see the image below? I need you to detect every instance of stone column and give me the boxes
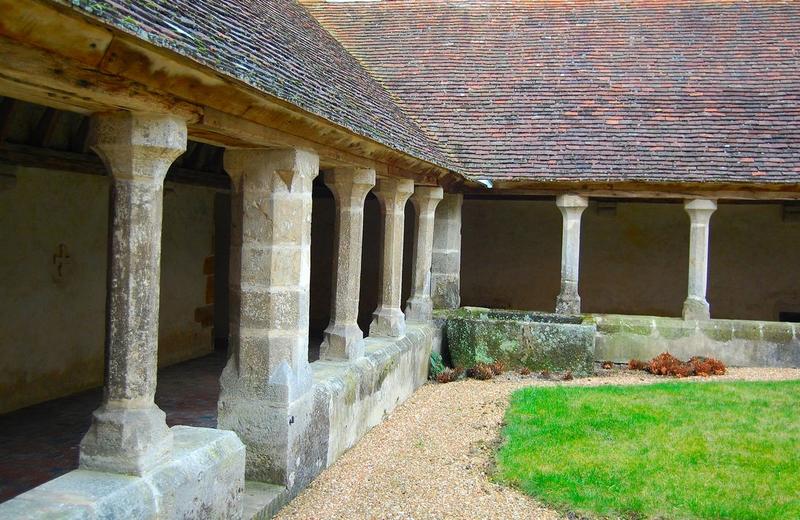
[405,186,444,322]
[217,148,320,484]
[683,198,717,320]
[79,112,186,476]
[370,177,414,337]
[320,167,376,360]
[555,194,588,315]
[431,193,463,309]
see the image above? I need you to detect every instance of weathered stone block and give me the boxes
[446,307,594,375]
[0,427,244,519]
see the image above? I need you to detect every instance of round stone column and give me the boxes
[320,167,376,360]
[405,186,444,323]
[79,112,186,476]
[683,198,717,320]
[555,194,588,315]
[370,177,414,337]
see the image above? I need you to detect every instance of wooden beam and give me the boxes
[0,35,201,121]
[463,185,800,201]
[0,142,230,190]
[31,107,60,147]
[0,97,15,142]
[70,116,91,154]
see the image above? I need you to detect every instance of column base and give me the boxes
[3,426,244,519]
[555,292,581,315]
[218,390,323,491]
[320,322,365,361]
[405,296,433,323]
[683,297,710,320]
[370,307,406,337]
[79,402,172,476]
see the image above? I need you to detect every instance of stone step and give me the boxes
[243,481,288,520]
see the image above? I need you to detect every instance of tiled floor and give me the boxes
[0,350,226,503]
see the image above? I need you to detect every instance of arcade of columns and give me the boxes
[78,111,715,482]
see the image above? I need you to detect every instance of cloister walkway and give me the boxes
[0,352,225,502]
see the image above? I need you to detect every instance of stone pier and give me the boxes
[431,192,463,310]
[405,186,444,322]
[683,198,717,320]
[555,194,588,315]
[79,112,185,476]
[370,177,414,337]
[217,148,321,486]
[320,167,376,360]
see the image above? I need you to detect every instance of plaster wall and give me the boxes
[0,166,216,414]
[461,199,800,321]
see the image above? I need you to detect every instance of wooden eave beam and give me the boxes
[0,142,230,190]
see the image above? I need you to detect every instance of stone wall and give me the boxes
[461,198,800,321]
[593,314,800,367]
[0,166,217,413]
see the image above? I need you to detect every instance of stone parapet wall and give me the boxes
[246,324,435,517]
[0,427,245,519]
[593,314,800,367]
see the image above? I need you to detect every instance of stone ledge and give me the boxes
[0,426,245,520]
[592,314,800,367]
[312,324,434,464]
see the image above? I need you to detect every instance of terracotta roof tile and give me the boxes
[61,0,453,170]
[303,0,800,184]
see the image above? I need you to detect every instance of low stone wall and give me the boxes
[0,426,245,519]
[443,307,596,375]
[247,324,435,517]
[314,324,433,463]
[593,314,800,367]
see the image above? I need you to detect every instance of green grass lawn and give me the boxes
[496,381,800,519]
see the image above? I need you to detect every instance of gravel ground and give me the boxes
[276,366,800,520]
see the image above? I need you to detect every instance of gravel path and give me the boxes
[276,367,800,520]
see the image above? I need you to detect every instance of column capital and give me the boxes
[411,185,444,215]
[324,166,376,195]
[90,112,187,182]
[556,193,589,210]
[373,177,414,207]
[223,148,319,191]
[684,198,717,221]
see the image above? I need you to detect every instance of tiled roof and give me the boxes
[303,0,800,184]
[62,0,453,170]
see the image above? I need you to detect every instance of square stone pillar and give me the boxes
[555,194,588,315]
[431,192,463,309]
[683,198,717,320]
[320,167,376,360]
[405,186,444,322]
[79,112,187,476]
[217,148,320,485]
[370,177,414,337]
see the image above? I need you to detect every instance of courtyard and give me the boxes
[1,0,799,518]
[275,367,800,519]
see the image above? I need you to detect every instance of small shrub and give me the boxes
[490,360,505,375]
[562,370,574,381]
[436,367,463,384]
[601,361,614,369]
[540,369,551,380]
[429,352,445,379]
[467,363,495,380]
[628,359,647,371]
[517,367,532,376]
